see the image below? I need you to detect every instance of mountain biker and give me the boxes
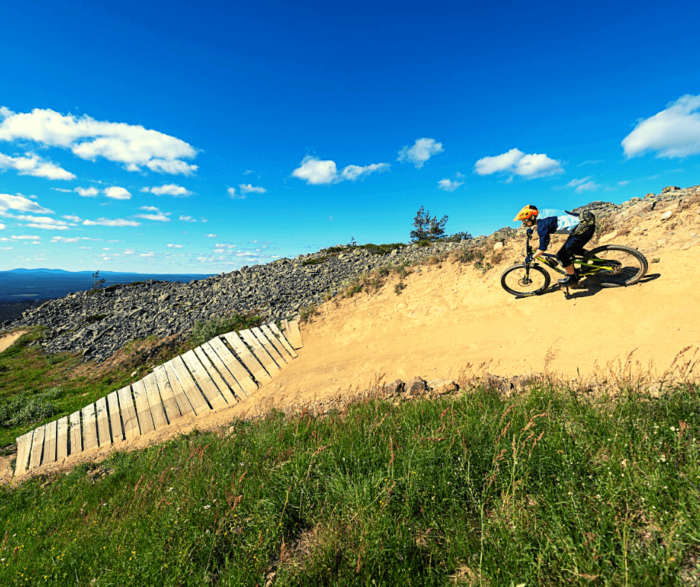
[513,205,596,285]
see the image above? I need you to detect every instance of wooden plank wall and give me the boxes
[14,320,303,477]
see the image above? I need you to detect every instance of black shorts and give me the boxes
[556,225,595,267]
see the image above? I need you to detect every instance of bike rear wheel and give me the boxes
[500,264,551,296]
[582,245,648,288]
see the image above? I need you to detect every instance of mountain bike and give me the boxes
[500,228,648,296]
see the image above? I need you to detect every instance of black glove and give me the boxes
[525,254,533,264]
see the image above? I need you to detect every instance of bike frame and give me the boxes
[524,229,615,277]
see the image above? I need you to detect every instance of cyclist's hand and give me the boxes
[525,254,533,264]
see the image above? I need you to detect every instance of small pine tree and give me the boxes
[91,270,105,291]
[410,206,449,243]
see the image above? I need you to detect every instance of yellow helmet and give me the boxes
[513,205,539,222]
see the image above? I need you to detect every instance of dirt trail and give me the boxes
[0,330,27,354]
[240,199,700,409]
[5,198,699,483]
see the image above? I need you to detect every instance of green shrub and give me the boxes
[189,312,263,347]
[0,387,63,429]
[301,257,327,266]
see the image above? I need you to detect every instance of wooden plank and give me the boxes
[132,380,154,434]
[162,361,195,417]
[208,337,258,396]
[107,391,123,443]
[56,416,69,461]
[239,329,281,377]
[201,342,245,400]
[153,365,183,422]
[153,365,192,423]
[263,323,295,361]
[142,373,168,429]
[287,320,304,349]
[270,322,298,358]
[14,431,33,477]
[168,356,210,415]
[69,411,82,455]
[195,345,238,405]
[43,420,57,465]
[82,403,98,451]
[181,350,228,410]
[223,331,272,384]
[95,397,111,448]
[29,425,45,470]
[257,325,291,365]
[117,386,140,441]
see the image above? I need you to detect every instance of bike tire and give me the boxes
[582,245,648,288]
[500,264,551,296]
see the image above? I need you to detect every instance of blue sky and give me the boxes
[1,0,699,273]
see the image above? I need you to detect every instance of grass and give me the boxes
[1,381,698,585]
[325,243,406,256]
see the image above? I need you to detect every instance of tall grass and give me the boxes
[1,382,698,586]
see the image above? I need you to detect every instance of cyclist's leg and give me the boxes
[557,226,595,273]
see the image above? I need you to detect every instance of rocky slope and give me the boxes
[2,183,698,363]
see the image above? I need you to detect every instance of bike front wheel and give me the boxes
[582,245,648,288]
[500,264,551,296]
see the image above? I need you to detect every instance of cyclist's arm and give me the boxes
[532,249,545,259]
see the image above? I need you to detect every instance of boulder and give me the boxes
[662,186,680,193]
[404,376,427,397]
[382,379,405,396]
[660,210,674,221]
[428,378,459,395]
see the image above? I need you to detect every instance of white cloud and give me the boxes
[564,177,601,193]
[51,236,79,243]
[83,218,141,227]
[141,184,192,197]
[0,151,75,180]
[622,94,700,159]
[239,184,267,194]
[0,223,4,230]
[339,163,389,181]
[437,179,464,191]
[0,107,198,175]
[0,246,12,250]
[474,148,563,179]
[62,214,81,222]
[135,206,171,222]
[292,157,337,185]
[123,249,135,255]
[51,187,73,193]
[204,233,217,237]
[227,187,244,199]
[179,215,197,222]
[0,193,53,215]
[617,180,630,186]
[397,138,444,168]
[140,252,154,257]
[14,214,72,230]
[78,246,92,250]
[11,235,40,240]
[104,186,131,200]
[75,187,99,197]
[167,244,183,248]
[292,156,389,185]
